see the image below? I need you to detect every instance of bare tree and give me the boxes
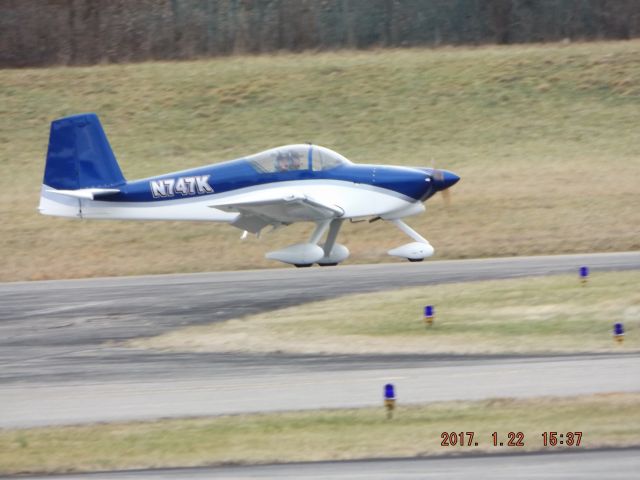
[3,0,640,67]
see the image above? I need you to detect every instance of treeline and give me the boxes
[2,0,639,68]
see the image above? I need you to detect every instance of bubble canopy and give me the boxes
[247,144,351,174]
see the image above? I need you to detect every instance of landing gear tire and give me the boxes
[408,258,424,262]
[294,263,313,268]
[318,262,338,267]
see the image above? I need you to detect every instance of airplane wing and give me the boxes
[208,192,344,233]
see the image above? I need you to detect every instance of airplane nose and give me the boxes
[419,168,460,191]
[438,170,460,190]
[414,167,460,201]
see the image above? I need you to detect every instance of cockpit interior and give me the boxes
[248,145,351,174]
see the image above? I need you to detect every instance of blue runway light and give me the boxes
[384,383,396,419]
[424,305,435,326]
[613,322,625,344]
[580,266,589,284]
[384,383,395,400]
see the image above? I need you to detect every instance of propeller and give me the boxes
[431,162,453,207]
[440,181,452,207]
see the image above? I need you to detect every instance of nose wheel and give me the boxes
[387,219,434,261]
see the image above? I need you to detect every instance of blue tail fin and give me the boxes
[43,113,126,190]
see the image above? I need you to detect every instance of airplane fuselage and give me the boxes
[41,154,432,223]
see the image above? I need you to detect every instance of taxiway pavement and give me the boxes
[1,252,639,428]
[1,353,638,427]
[10,448,640,479]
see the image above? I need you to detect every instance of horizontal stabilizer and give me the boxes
[45,187,120,200]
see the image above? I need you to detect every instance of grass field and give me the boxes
[1,41,640,281]
[130,271,640,355]
[1,393,638,474]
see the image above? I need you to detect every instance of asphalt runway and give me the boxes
[11,448,640,479]
[1,252,639,429]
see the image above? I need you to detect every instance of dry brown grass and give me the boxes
[129,271,640,355]
[1,393,638,474]
[1,42,640,281]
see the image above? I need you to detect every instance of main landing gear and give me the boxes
[266,218,349,267]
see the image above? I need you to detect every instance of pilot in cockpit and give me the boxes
[289,151,302,170]
[276,152,288,171]
[275,151,302,172]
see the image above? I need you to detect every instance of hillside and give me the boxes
[1,41,639,280]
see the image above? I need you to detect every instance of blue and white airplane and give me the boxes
[39,113,459,267]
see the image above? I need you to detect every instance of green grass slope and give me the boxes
[1,41,639,280]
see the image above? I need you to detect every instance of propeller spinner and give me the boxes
[418,167,460,203]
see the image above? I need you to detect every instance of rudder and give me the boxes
[43,113,126,190]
